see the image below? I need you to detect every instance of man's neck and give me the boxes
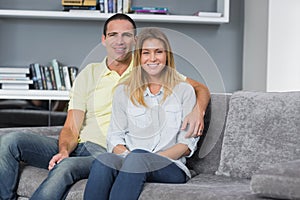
[107,56,132,76]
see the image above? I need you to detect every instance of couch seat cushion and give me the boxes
[216,91,300,178]
[140,174,266,200]
[250,160,300,199]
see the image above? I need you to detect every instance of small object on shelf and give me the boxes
[194,11,222,18]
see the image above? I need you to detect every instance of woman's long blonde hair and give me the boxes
[123,28,183,107]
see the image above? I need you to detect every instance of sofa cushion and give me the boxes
[216,91,300,178]
[250,159,300,199]
[140,174,266,200]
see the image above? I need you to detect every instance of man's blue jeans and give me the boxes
[84,149,187,200]
[0,132,106,200]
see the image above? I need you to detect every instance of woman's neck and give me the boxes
[148,83,162,95]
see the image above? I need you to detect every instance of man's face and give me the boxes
[102,19,136,63]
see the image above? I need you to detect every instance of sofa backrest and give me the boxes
[187,93,231,175]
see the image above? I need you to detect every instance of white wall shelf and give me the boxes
[0,90,69,101]
[0,0,230,24]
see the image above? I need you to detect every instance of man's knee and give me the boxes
[50,156,94,180]
[0,132,28,153]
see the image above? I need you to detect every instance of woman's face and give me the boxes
[140,38,167,81]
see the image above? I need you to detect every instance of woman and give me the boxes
[84,28,198,200]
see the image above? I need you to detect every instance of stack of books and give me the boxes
[30,59,78,91]
[0,66,33,90]
[63,0,132,14]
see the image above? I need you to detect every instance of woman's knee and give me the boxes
[93,153,123,170]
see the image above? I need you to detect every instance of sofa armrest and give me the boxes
[250,159,300,199]
[0,126,62,138]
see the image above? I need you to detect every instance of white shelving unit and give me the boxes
[0,0,230,24]
[0,90,69,101]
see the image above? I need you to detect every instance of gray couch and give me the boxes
[0,91,299,200]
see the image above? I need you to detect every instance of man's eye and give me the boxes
[124,33,133,37]
[107,33,117,37]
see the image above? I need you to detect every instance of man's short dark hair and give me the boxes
[103,13,137,36]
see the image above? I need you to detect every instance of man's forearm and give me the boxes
[186,77,210,114]
[58,127,79,155]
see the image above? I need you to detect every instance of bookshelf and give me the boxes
[0,0,230,24]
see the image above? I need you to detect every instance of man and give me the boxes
[0,13,210,200]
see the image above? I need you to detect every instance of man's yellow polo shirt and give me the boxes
[68,58,133,148]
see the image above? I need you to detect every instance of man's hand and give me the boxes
[48,150,69,171]
[181,104,205,138]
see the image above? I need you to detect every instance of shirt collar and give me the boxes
[144,86,164,97]
[101,56,133,77]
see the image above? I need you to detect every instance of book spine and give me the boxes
[59,66,66,90]
[29,63,38,89]
[34,63,44,90]
[117,0,123,13]
[51,59,62,90]
[104,0,108,13]
[108,0,114,13]
[39,65,48,90]
[99,0,105,13]
[122,0,131,13]
[63,66,72,90]
[49,66,57,90]
[1,83,29,90]
[43,66,53,90]
[68,66,78,86]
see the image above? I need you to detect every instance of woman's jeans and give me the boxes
[0,132,106,200]
[84,149,187,200]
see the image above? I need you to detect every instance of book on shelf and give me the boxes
[49,66,57,90]
[0,73,27,78]
[51,59,63,90]
[0,83,30,90]
[0,77,33,90]
[64,6,98,11]
[99,0,105,13]
[68,66,78,87]
[63,66,72,90]
[0,77,32,84]
[123,0,131,13]
[0,66,30,74]
[131,6,169,15]
[39,64,48,90]
[59,65,66,90]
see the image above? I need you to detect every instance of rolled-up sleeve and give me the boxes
[177,83,198,157]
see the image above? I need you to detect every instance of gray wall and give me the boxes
[0,0,244,92]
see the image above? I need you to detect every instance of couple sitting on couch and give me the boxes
[0,14,210,200]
